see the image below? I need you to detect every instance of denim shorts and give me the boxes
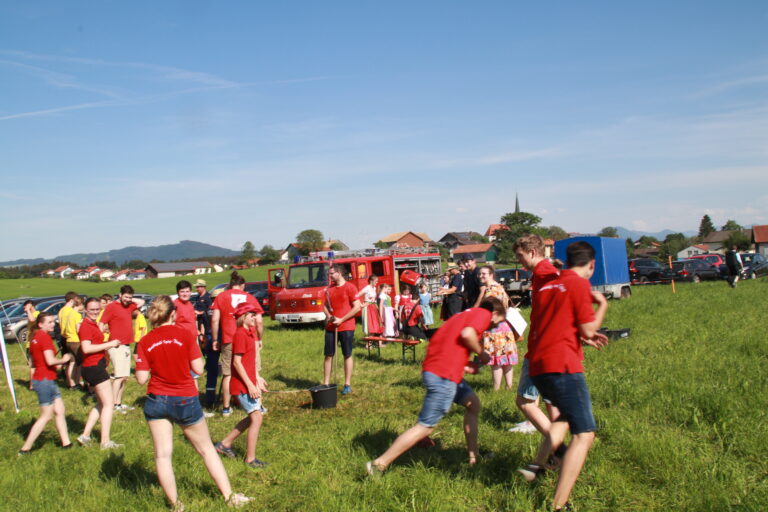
[237,393,267,415]
[324,330,354,358]
[143,394,204,427]
[531,372,596,435]
[32,379,61,407]
[417,372,475,427]
[516,359,550,404]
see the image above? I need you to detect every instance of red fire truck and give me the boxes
[267,249,442,325]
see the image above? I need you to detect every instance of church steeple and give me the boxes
[515,192,520,213]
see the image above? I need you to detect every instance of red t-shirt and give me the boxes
[325,281,359,332]
[100,301,137,345]
[229,326,258,396]
[173,298,198,339]
[525,258,560,358]
[30,331,58,381]
[402,302,423,326]
[135,325,202,396]
[526,270,596,377]
[78,317,106,367]
[212,290,262,344]
[422,308,491,383]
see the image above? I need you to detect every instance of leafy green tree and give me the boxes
[635,235,659,248]
[544,225,568,241]
[122,259,149,270]
[330,242,345,251]
[296,229,325,255]
[374,241,389,249]
[598,226,619,238]
[93,260,118,269]
[659,233,693,261]
[698,214,715,239]
[723,230,751,251]
[722,220,742,231]
[496,211,547,263]
[470,234,489,243]
[258,245,281,265]
[626,238,635,259]
[240,241,256,264]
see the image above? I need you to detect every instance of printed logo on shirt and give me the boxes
[538,283,567,293]
[146,338,184,352]
[230,294,248,309]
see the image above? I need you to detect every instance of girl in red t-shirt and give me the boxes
[214,303,269,469]
[77,297,122,449]
[19,313,75,455]
[135,296,252,509]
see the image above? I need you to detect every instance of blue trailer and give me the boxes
[554,236,632,299]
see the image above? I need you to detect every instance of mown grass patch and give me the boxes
[1,280,766,511]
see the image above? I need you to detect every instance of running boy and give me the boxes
[365,297,506,475]
[215,303,269,468]
[523,241,609,511]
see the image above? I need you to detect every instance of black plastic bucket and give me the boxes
[309,384,337,409]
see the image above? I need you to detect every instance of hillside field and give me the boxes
[0,280,766,511]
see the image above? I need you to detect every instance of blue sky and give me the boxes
[1,1,767,261]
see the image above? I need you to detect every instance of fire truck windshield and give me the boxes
[286,263,329,289]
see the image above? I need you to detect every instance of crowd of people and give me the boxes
[15,235,610,512]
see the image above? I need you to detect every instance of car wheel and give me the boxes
[620,286,632,299]
[692,274,701,283]
[18,328,28,345]
[639,276,649,283]
[749,271,756,280]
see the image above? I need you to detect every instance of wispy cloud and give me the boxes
[691,74,768,98]
[0,101,121,121]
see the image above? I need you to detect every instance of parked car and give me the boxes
[1,297,65,344]
[740,253,768,279]
[685,254,728,278]
[671,259,721,282]
[495,267,532,304]
[244,281,269,311]
[628,258,674,283]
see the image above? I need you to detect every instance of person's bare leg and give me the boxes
[552,432,595,509]
[95,381,114,444]
[222,376,232,409]
[503,365,514,390]
[534,419,569,466]
[516,395,552,433]
[52,397,71,446]
[21,405,54,451]
[323,356,333,385]
[113,377,126,405]
[343,356,353,387]
[148,419,178,507]
[461,393,481,464]
[546,402,561,421]
[182,419,234,502]
[66,360,76,387]
[491,366,502,391]
[220,416,251,447]
[82,405,100,439]
[244,411,263,462]
[373,424,434,469]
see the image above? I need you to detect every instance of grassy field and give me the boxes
[1,280,766,511]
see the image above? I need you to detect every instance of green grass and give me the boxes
[1,280,766,511]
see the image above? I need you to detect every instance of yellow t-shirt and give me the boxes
[97,309,109,341]
[59,305,81,343]
[25,310,40,348]
[134,312,147,342]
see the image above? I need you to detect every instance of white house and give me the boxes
[676,244,709,260]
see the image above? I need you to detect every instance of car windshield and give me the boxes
[741,254,755,264]
[672,262,686,271]
[245,282,268,296]
[1,303,25,318]
[287,263,329,289]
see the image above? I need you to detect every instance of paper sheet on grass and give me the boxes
[506,307,527,336]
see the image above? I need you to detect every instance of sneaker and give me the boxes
[508,421,537,434]
[100,440,124,450]
[227,493,253,508]
[245,458,268,469]
[120,404,135,411]
[114,404,128,414]
[552,503,573,511]
[17,449,31,456]
[365,460,385,477]
[77,435,92,446]
[341,385,352,395]
[203,411,215,418]
[222,407,233,417]
[171,500,185,512]
[215,441,236,458]
[61,443,73,450]
[517,463,546,482]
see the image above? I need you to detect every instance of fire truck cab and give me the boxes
[268,250,442,326]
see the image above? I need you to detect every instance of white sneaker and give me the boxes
[100,440,124,450]
[227,493,253,508]
[77,435,92,446]
[508,421,537,434]
[203,411,215,418]
[114,405,127,414]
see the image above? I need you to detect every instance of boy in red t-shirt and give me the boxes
[365,298,506,476]
[322,265,362,395]
[214,303,269,468]
[521,241,609,511]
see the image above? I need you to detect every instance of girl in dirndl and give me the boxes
[357,275,382,336]
[478,265,521,391]
[378,283,397,337]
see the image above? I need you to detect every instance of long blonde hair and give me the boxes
[147,295,174,328]
[29,312,54,340]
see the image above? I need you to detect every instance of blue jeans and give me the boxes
[237,393,267,414]
[531,372,596,434]
[32,379,60,406]
[417,372,474,427]
[143,394,204,427]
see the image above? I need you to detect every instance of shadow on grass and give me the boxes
[351,428,527,484]
[100,452,157,491]
[14,414,86,447]
[271,374,317,391]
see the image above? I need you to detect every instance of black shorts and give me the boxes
[81,359,110,387]
[324,330,354,358]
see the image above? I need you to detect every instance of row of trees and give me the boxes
[239,229,346,265]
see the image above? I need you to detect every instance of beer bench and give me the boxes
[361,336,422,362]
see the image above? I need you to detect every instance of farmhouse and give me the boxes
[677,244,709,260]
[145,261,213,279]
[701,229,753,252]
[452,243,499,263]
[438,232,484,251]
[752,225,768,257]
[376,231,432,249]
[54,265,74,278]
[484,224,509,242]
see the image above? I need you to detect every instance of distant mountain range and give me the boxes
[615,227,698,241]
[0,240,239,268]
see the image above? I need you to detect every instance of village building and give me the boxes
[701,229,753,252]
[54,265,74,279]
[144,261,213,279]
[111,269,132,281]
[438,232,484,251]
[676,244,709,260]
[752,225,768,257]
[484,224,509,242]
[452,243,499,263]
[375,231,432,249]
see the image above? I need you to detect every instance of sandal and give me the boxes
[517,463,546,482]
